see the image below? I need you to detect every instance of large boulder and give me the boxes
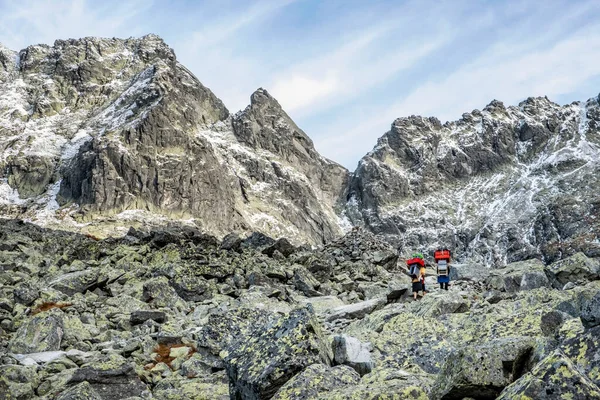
[497,350,600,399]
[48,269,100,296]
[9,311,64,353]
[0,364,39,400]
[55,381,103,400]
[430,337,535,399]
[332,335,374,376]
[581,290,600,328]
[560,325,600,387]
[413,291,471,318]
[262,238,297,258]
[548,252,600,285]
[271,364,360,400]
[151,374,230,400]
[485,259,557,292]
[67,354,149,399]
[293,266,322,297]
[224,306,332,400]
[325,297,387,322]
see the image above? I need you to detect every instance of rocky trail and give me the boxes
[1,219,599,399]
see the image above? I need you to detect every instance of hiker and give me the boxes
[420,261,427,295]
[407,253,425,300]
[434,249,452,290]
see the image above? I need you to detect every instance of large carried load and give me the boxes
[434,249,451,263]
[407,253,425,281]
[434,249,451,276]
[407,252,425,268]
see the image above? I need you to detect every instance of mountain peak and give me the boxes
[249,87,282,109]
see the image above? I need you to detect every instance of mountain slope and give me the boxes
[0,35,348,244]
[1,34,598,262]
[347,96,600,265]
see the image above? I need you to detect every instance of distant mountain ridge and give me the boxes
[1,35,598,265]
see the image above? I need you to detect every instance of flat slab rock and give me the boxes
[130,310,167,325]
[325,297,386,322]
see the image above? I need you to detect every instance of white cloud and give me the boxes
[271,75,339,112]
[392,25,600,122]
[267,19,451,118]
[313,19,600,169]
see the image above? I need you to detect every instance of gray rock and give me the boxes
[325,297,387,322]
[130,310,166,325]
[498,350,600,399]
[0,364,39,400]
[549,252,600,285]
[332,335,374,376]
[49,269,100,296]
[68,355,149,399]
[262,238,297,258]
[540,310,567,336]
[581,290,600,328]
[56,381,103,400]
[293,266,322,297]
[13,282,39,306]
[485,259,556,292]
[220,233,242,252]
[9,312,64,353]
[224,307,332,400]
[431,337,535,400]
[271,364,360,400]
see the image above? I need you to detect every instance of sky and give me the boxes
[1,0,599,169]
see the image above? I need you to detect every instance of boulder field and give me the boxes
[0,219,599,399]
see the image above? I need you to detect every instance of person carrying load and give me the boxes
[435,248,451,290]
[407,253,425,301]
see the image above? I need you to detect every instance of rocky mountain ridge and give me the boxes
[1,34,599,266]
[0,35,348,245]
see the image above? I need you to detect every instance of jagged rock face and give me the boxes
[229,88,349,243]
[348,97,600,265]
[0,36,348,244]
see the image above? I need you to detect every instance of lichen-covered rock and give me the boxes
[142,277,185,308]
[581,290,600,328]
[485,259,556,293]
[8,311,64,353]
[430,337,535,399]
[48,269,100,296]
[0,364,39,400]
[271,364,360,400]
[196,307,274,361]
[297,295,346,315]
[68,353,149,399]
[326,364,431,400]
[548,252,600,285]
[560,325,600,387]
[413,290,471,318]
[13,282,39,306]
[55,381,103,400]
[152,373,230,400]
[497,350,600,399]
[293,266,322,297]
[224,306,332,400]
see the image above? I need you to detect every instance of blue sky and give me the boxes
[1,0,599,169]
